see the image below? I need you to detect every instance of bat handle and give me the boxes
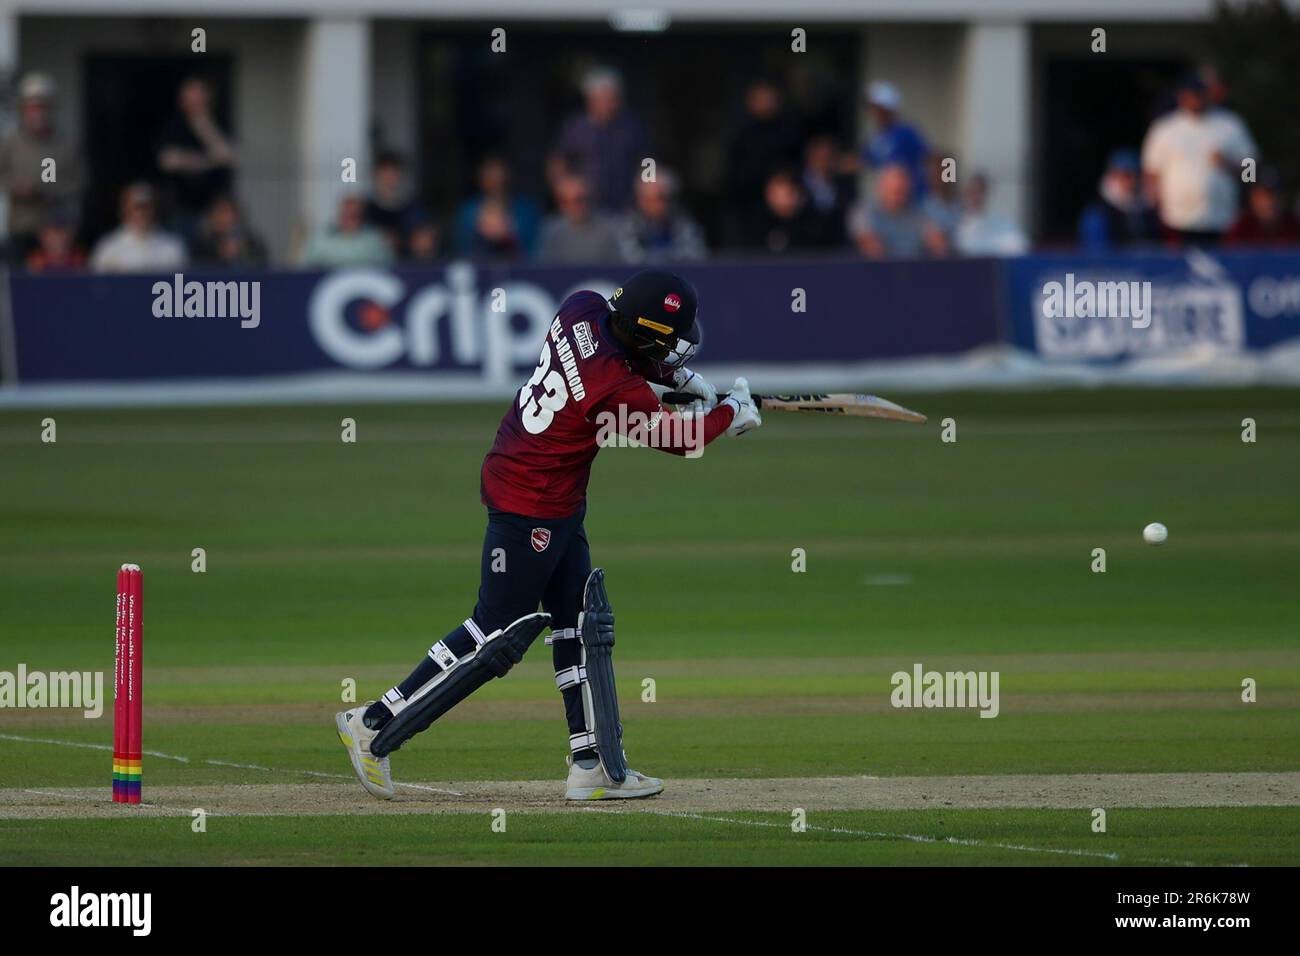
[662,391,756,408]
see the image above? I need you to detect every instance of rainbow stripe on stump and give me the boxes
[113,757,142,801]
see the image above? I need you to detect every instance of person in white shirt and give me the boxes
[90,182,188,273]
[1141,72,1256,246]
[955,172,1028,256]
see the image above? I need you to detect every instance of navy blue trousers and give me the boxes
[473,505,591,638]
[385,505,591,745]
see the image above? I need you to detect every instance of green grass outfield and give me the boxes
[1,388,1298,865]
[3,809,1295,867]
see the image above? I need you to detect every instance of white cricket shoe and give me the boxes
[564,754,664,800]
[335,705,395,800]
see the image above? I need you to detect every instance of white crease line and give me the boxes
[114,801,195,817]
[0,733,191,763]
[639,808,1165,864]
[21,788,195,817]
[2,732,461,796]
[19,788,249,818]
[392,781,466,796]
[200,759,463,796]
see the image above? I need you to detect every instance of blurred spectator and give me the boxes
[923,154,961,236]
[1078,149,1160,251]
[364,151,430,256]
[1201,67,1259,237]
[537,173,619,263]
[407,220,441,263]
[300,194,393,267]
[615,171,707,264]
[552,67,647,213]
[860,82,930,198]
[743,168,837,255]
[156,77,237,241]
[0,73,85,259]
[1141,72,1256,246]
[725,78,803,244]
[1199,62,1254,142]
[24,209,86,273]
[1200,63,1233,111]
[465,197,522,259]
[847,163,948,259]
[455,155,540,257]
[1227,170,1300,247]
[90,182,187,273]
[801,135,854,246]
[955,172,1027,256]
[192,195,268,268]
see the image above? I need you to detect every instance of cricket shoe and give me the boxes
[564,754,663,800]
[336,705,395,800]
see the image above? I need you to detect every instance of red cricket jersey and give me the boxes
[481,290,734,518]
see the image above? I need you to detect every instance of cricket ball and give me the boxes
[1143,522,1168,546]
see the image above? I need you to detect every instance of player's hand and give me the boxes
[672,367,717,409]
[722,377,762,437]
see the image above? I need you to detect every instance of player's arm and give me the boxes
[593,376,759,456]
[595,379,730,456]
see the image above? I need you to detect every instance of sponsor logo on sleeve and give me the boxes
[573,321,598,359]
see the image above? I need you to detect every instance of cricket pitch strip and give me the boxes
[4,772,1298,819]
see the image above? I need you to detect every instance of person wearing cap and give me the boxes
[551,66,648,213]
[1227,169,1300,247]
[1141,72,1257,246]
[0,72,85,259]
[859,80,931,198]
[1078,149,1160,252]
[89,182,187,273]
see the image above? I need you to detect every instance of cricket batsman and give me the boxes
[336,269,761,800]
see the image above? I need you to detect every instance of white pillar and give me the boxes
[958,21,1031,232]
[0,5,16,79]
[0,3,18,234]
[298,16,371,235]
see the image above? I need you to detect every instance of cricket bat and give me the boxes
[661,391,927,424]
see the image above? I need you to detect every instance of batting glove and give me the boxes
[671,367,718,409]
[722,377,762,437]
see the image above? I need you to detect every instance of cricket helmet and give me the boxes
[607,269,701,375]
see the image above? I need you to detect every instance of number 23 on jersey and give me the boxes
[518,341,568,434]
